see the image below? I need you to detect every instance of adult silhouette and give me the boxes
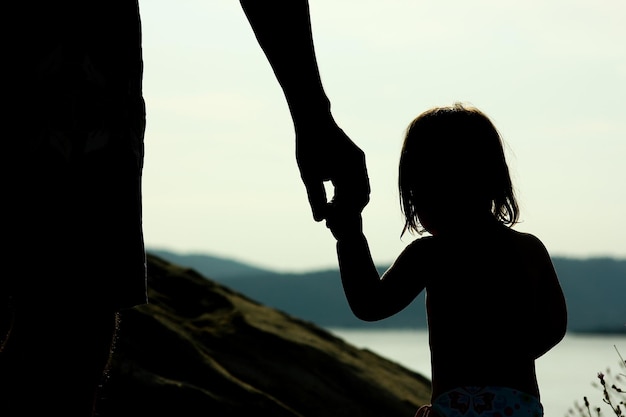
[0,1,369,416]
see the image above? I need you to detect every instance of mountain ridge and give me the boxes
[148,249,626,335]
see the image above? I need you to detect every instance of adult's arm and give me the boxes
[239,0,370,221]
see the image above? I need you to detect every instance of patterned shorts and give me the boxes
[429,386,543,417]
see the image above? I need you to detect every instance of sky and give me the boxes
[138,0,625,273]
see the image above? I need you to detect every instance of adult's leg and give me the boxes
[0,299,119,417]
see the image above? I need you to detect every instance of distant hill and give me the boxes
[548,257,626,333]
[148,249,626,334]
[149,248,274,278]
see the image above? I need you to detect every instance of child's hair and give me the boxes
[399,102,519,236]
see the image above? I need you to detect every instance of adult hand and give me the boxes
[238,0,369,221]
[295,116,370,222]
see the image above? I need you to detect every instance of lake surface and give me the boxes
[329,328,626,417]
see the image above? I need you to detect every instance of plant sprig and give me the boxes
[569,346,625,417]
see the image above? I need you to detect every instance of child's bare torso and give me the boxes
[407,225,565,399]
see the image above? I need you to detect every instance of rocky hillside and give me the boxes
[98,254,431,416]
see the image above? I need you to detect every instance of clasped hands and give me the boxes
[295,116,369,240]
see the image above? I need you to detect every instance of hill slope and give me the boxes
[99,254,432,416]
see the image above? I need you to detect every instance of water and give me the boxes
[329,328,626,417]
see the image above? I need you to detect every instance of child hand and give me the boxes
[324,201,363,241]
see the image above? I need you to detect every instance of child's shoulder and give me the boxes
[403,228,550,256]
[406,235,438,249]
[507,228,547,247]
[401,235,441,258]
[505,228,552,260]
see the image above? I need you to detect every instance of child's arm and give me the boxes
[526,235,568,358]
[327,211,428,321]
[239,0,370,222]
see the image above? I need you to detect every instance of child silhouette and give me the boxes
[325,103,568,417]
